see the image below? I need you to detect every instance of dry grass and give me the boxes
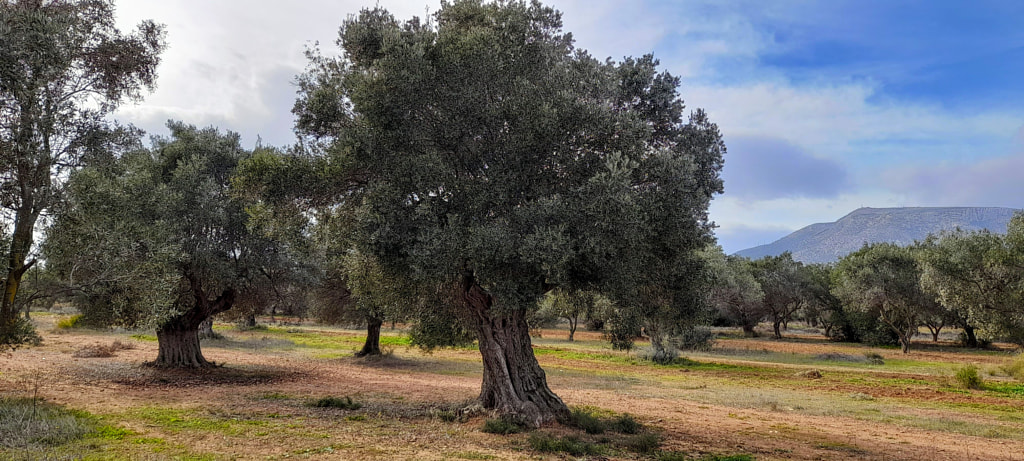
[72,339,135,358]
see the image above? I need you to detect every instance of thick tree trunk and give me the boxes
[772,320,783,339]
[150,276,235,368]
[962,323,979,348]
[742,324,757,337]
[463,275,568,427]
[355,316,382,357]
[244,313,257,328]
[156,324,210,367]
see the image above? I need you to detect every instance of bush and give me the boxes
[864,352,885,365]
[55,314,83,330]
[609,413,641,434]
[308,396,361,410]
[622,432,662,453]
[677,326,716,352]
[480,418,524,435]
[565,407,606,434]
[954,365,984,390]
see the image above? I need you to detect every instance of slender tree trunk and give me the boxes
[150,277,235,368]
[900,335,910,354]
[355,316,382,357]
[772,320,782,339]
[1,207,39,346]
[463,274,568,427]
[567,316,577,342]
[929,325,942,342]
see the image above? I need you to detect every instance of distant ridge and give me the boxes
[735,207,1021,264]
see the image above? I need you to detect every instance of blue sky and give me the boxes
[112,1,1024,253]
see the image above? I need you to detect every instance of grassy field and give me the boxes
[1,313,1022,460]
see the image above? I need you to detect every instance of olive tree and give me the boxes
[833,243,931,353]
[705,248,764,337]
[0,0,164,348]
[275,1,724,426]
[45,122,288,367]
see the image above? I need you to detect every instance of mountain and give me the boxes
[734,207,1020,264]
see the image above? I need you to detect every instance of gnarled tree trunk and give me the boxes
[355,315,383,357]
[151,275,235,368]
[463,274,568,427]
[1,206,39,345]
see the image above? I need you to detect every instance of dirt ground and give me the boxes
[2,317,1023,460]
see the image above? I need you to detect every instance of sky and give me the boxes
[111,0,1024,254]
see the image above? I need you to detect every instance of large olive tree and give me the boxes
[0,0,164,348]
[279,1,724,426]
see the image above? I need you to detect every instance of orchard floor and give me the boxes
[2,314,1023,460]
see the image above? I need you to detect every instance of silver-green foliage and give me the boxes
[45,122,281,332]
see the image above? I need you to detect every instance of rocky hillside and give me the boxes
[735,207,1020,264]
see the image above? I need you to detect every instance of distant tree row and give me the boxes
[707,213,1024,353]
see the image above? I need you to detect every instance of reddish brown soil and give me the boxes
[2,319,1022,460]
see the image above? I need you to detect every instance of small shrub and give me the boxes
[639,346,679,364]
[565,407,605,434]
[864,352,885,365]
[480,418,524,435]
[677,326,716,352]
[528,433,602,456]
[609,413,642,434]
[308,396,361,410]
[955,365,983,390]
[623,432,662,453]
[55,314,83,330]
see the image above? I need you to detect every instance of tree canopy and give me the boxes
[239,0,724,425]
[45,122,291,367]
[0,0,165,348]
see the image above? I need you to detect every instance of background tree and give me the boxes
[798,263,844,338]
[705,248,764,337]
[280,1,724,426]
[750,253,806,339]
[919,217,1024,346]
[833,243,929,353]
[537,289,593,341]
[0,0,164,348]
[46,123,287,367]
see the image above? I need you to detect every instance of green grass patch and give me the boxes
[0,397,94,449]
[130,407,232,433]
[984,382,1024,397]
[129,333,157,342]
[480,418,526,435]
